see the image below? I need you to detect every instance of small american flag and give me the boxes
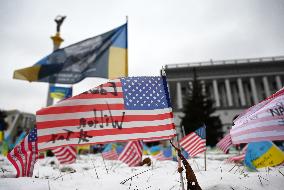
[118,141,143,167]
[102,143,119,160]
[216,133,232,154]
[52,146,76,164]
[7,127,38,177]
[179,126,206,157]
[231,87,284,144]
[227,145,247,163]
[153,147,173,161]
[36,76,176,151]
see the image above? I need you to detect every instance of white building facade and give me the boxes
[164,56,284,132]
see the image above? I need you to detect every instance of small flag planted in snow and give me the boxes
[217,133,233,154]
[52,146,76,164]
[102,143,119,160]
[244,141,284,170]
[7,127,38,177]
[179,125,206,157]
[118,141,143,167]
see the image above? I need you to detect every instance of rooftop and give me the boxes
[165,55,284,69]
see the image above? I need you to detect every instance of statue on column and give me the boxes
[54,15,66,33]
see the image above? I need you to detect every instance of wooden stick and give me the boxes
[100,152,109,174]
[170,140,202,190]
[204,149,207,171]
[91,158,99,179]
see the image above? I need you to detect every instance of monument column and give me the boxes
[177,82,183,109]
[213,80,220,107]
[275,75,283,90]
[225,79,233,106]
[237,78,246,106]
[250,77,258,104]
[262,76,270,97]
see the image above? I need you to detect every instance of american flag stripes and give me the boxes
[118,141,143,166]
[52,146,77,164]
[216,133,233,154]
[153,147,173,161]
[7,127,38,177]
[227,145,247,163]
[231,88,284,144]
[180,126,206,157]
[102,144,119,160]
[154,152,172,161]
[36,76,176,151]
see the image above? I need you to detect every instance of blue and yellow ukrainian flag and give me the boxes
[13,23,128,84]
[149,145,162,156]
[50,86,72,99]
[244,141,284,170]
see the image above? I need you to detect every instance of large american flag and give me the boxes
[179,126,206,157]
[118,141,143,166]
[230,88,284,144]
[52,146,77,164]
[216,133,232,154]
[36,76,176,151]
[7,127,38,177]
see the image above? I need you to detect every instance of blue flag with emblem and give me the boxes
[13,23,128,84]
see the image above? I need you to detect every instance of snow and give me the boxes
[1,150,284,190]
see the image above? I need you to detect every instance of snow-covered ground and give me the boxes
[1,150,284,190]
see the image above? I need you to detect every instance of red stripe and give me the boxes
[39,134,176,151]
[180,132,206,157]
[68,92,123,100]
[233,115,284,129]
[26,143,32,176]
[37,112,173,129]
[233,135,284,144]
[37,104,125,115]
[65,82,122,99]
[118,141,142,166]
[7,150,21,177]
[53,146,76,164]
[38,124,175,143]
[18,142,26,176]
[232,125,284,137]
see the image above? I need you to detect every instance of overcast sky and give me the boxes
[1,0,284,114]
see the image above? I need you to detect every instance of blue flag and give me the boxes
[244,141,284,170]
[14,23,128,84]
[50,86,72,99]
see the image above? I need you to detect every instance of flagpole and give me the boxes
[46,15,66,106]
[100,152,109,174]
[125,16,129,77]
[204,125,207,171]
[176,136,186,190]
[204,149,207,171]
